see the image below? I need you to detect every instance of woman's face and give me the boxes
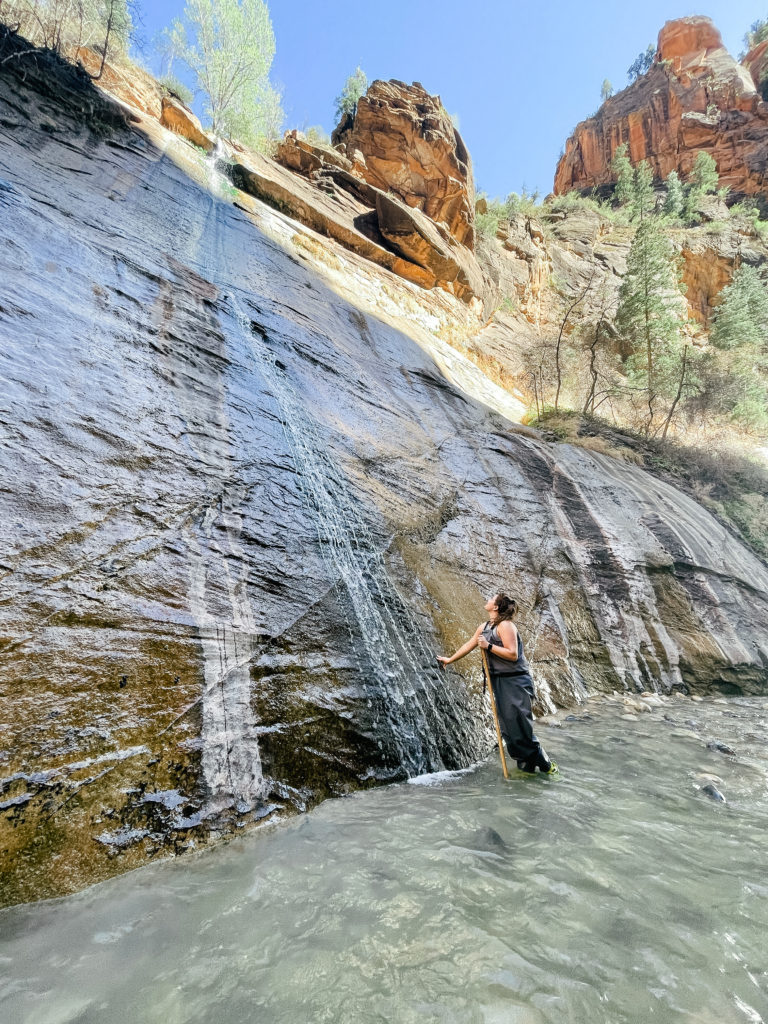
[484,594,499,616]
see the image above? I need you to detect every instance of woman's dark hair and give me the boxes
[493,593,518,621]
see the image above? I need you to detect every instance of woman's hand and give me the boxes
[477,637,490,650]
[436,656,450,670]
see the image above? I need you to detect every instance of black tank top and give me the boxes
[482,621,532,677]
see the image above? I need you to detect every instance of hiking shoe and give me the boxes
[517,760,536,774]
[543,760,560,775]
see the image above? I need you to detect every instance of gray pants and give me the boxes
[490,673,547,768]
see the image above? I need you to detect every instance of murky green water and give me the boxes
[2,695,767,1024]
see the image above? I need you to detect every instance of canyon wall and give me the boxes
[1,32,768,905]
[554,16,768,199]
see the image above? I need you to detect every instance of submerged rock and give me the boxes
[706,741,737,756]
[700,783,726,802]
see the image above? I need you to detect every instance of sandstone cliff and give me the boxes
[274,79,484,307]
[2,28,768,905]
[554,16,768,199]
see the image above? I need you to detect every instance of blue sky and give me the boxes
[134,1,765,197]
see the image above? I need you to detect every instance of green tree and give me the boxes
[611,143,634,206]
[711,264,768,350]
[168,0,283,149]
[611,147,655,220]
[630,160,655,221]
[159,74,194,105]
[689,151,719,194]
[2,0,133,66]
[663,170,685,219]
[334,66,367,123]
[682,151,719,224]
[743,16,768,54]
[627,43,656,82]
[616,216,687,433]
[601,79,613,101]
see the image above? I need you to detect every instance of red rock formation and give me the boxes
[75,48,163,119]
[332,80,476,250]
[744,39,768,97]
[554,16,768,197]
[273,84,484,305]
[160,96,215,153]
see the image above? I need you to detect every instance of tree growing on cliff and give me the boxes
[630,160,655,221]
[743,16,768,55]
[615,217,688,433]
[334,66,367,124]
[1,0,134,67]
[682,151,719,224]
[554,263,597,411]
[627,43,656,82]
[611,143,634,207]
[167,0,283,150]
[581,288,620,417]
[601,79,613,101]
[611,146,655,220]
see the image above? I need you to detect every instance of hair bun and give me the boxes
[495,592,518,620]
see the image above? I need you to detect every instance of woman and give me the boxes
[437,593,558,774]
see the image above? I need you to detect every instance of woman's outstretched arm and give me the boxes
[436,624,483,669]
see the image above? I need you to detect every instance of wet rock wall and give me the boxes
[1,48,768,903]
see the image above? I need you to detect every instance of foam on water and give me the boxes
[407,763,483,786]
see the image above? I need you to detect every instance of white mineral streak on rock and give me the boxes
[555,443,768,688]
[170,146,264,814]
[187,520,264,814]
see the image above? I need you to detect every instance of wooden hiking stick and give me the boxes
[481,648,509,779]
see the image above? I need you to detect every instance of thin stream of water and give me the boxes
[1,696,766,1023]
[191,156,484,782]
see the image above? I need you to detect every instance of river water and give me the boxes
[1,695,767,1024]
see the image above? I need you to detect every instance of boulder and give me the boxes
[160,96,215,153]
[374,190,483,305]
[333,80,476,250]
[270,119,484,305]
[275,131,353,177]
[227,151,436,290]
[657,15,722,59]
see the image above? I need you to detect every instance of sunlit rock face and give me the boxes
[1,38,768,905]
[332,79,476,250]
[274,79,483,306]
[554,16,768,198]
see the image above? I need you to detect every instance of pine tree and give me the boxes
[689,151,719,194]
[711,264,768,349]
[663,170,684,219]
[616,217,687,432]
[334,67,368,123]
[611,143,634,207]
[743,17,768,55]
[630,160,655,221]
[601,79,613,102]
[683,151,719,224]
[627,43,656,82]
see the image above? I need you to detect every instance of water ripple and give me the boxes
[1,696,767,1023]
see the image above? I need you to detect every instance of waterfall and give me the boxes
[171,145,268,814]
[190,149,480,781]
